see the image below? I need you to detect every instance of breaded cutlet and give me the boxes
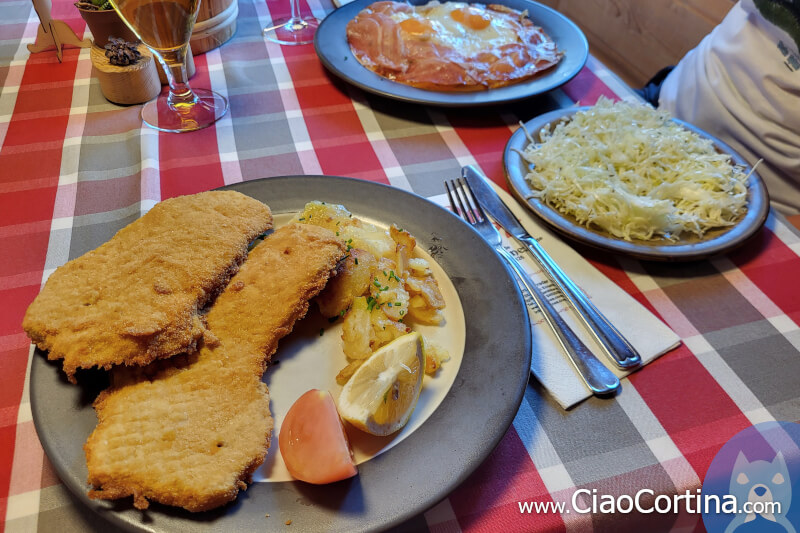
[84,224,346,512]
[22,191,272,382]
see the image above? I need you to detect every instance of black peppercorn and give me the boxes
[104,37,142,66]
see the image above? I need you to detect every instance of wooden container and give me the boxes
[77,7,137,48]
[191,0,237,54]
[90,43,160,105]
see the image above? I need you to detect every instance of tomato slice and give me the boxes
[279,389,358,484]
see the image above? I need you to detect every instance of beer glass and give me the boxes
[263,0,319,45]
[109,0,228,133]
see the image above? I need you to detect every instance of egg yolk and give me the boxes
[450,7,492,30]
[399,17,434,36]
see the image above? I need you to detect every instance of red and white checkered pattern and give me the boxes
[2,0,800,531]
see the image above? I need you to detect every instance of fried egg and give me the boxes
[390,2,519,57]
[346,1,562,91]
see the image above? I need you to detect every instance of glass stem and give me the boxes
[290,0,301,23]
[154,46,197,109]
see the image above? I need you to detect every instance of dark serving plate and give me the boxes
[315,0,588,106]
[31,175,532,532]
[504,107,770,261]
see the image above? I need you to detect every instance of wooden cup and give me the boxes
[90,44,161,105]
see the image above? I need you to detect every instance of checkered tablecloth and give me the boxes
[3,0,800,531]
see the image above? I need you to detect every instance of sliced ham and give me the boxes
[346,0,562,91]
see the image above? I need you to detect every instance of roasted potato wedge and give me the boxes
[317,249,377,318]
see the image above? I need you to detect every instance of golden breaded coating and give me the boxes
[205,224,348,374]
[23,191,272,382]
[85,224,346,512]
[85,350,272,512]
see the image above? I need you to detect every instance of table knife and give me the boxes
[462,165,642,369]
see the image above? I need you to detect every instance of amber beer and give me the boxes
[109,0,227,132]
[112,0,199,57]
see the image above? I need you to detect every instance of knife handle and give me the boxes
[518,235,642,370]
[496,246,620,396]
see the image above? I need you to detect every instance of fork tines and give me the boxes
[445,178,486,224]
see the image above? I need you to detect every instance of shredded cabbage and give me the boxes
[519,97,748,241]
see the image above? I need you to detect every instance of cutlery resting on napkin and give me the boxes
[434,175,681,409]
[463,166,642,371]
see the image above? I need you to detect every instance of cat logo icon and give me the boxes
[725,451,795,533]
[703,421,800,533]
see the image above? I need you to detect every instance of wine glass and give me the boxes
[263,0,319,45]
[108,0,228,133]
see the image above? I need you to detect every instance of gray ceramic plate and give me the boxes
[30,175,531,532]
[504,107,770,261]
[314,0,588,107]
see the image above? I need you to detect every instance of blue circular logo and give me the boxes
[703,421,800,533]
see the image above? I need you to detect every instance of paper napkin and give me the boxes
[485,183,680,408]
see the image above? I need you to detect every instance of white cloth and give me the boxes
[659,1,800,215]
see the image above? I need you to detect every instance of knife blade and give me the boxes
[462,165,642,369]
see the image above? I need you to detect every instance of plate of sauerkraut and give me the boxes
[503,98,769,261]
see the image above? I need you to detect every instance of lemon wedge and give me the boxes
[338,332,425,436]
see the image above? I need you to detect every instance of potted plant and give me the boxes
[74,0,137,48]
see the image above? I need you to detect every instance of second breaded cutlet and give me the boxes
[84,224,346,512]
[23,191,273,382]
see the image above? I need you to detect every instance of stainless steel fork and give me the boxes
[445,177,620,396]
